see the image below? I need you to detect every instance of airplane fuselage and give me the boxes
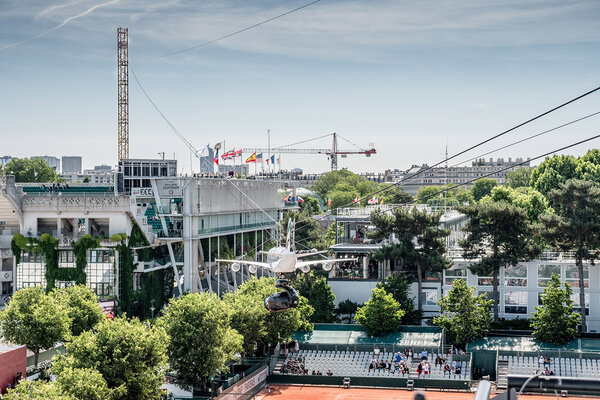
[266,246,297,273]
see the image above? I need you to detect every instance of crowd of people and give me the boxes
[537,355,554,376]
[367,346,464,377]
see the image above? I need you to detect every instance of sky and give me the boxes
[1,0,600,174]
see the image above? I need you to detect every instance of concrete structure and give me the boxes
[118,158,177,194]
[0,171,289,305]
[0,344,26,394]
[0,156,12,169]
[61,156,82,174]
[34,156,60,172]
[198,146,215,174]
[394,157,531,195]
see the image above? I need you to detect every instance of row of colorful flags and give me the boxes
[245,152,278,165]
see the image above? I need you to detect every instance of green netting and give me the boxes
[292,324,443,347]
[467,336,600,353]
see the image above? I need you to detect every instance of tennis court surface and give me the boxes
[256,384,598,400]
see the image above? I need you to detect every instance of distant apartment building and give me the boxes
[35,156,60,172]
[393,157,531,195]
[62,156,82,174]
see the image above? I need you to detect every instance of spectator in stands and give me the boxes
[369,358,376,370]
[317,371,323,376]
[421,348,428,360]
[416,362,423,378]
[444,362,451,376]
[294,340,300,354]
[539,355,545,367]
[394,360,400,373]
[408,348,414,360]
[312,370,316,375]
[327,369,333,376]
[373,345,380,357]
[386,360,391,371]
[435,355,442,366]
[441,354,447,364]
[395,352,402,363]
[423,361,430,376]
[544,367,554,376]
[455,362,462,375]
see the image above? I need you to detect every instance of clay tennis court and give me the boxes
[255,385,597,400]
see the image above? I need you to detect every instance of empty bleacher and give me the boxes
[282,349,470,380]
[500,355,600,379]
[22,185,113,194]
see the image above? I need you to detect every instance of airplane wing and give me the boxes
[295,258,358,270]
[214,259,273,270]
[295,250,329,258]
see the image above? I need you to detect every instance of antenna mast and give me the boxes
[117,28,129,161]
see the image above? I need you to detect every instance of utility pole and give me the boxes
[117,28,129,161]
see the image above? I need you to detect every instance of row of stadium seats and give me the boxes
[285,349,470,380]
[22,186,112,193]
[500,355,600,379]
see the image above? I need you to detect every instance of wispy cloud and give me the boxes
[0,0,121,51]
[35,0,83,20]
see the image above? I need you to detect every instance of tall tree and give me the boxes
[3,380,74,400]
[161,293,242,390]
[355,287,404,336]
[336,299,360,324]
[460,201,540,321]
[376,274,421,325]
[531,274,580,345]
[370,207,451,312]
[306,276,337,323]
[541,179,600,332]
[51,285,105,337]
[505,167,533,188]
[433,278,492,346]
[0,287,70,366]
[3,157,57,182]
[529,154,579,197]
[53,317,168,400]
[471,178,498,201]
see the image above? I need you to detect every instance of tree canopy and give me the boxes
[355,287,404,336]
[471,178,498,201]
[0,287,70,366]
[376,274,421,325]
[51,285,104,337]
[460,200,540,321]
[3,380,74,400]
[433,278,492,346]
[161,293,242,390]
[53,317,168,400]
[414,185,473,207]
[505,167,533,188]
[531,274,580,345]
[3,157,57,182]
[540,179,600,333]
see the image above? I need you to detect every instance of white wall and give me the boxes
[329,280,378,306]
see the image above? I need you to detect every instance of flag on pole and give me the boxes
[380,197,384,205]
[256,153,263,162]
[353,196,359,204]
[328,198,332,207]
[213,157,219,165]
[234,149,242,158]
[270,155,275,164]
[298,196,304,203]
[245,153,256,163]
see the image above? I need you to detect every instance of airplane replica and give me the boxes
[216,220,356,312]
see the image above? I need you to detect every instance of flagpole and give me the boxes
[267,129,271,176]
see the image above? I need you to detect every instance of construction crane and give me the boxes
[117,27,129,161]
[242,133,376,171]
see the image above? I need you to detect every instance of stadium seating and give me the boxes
[499,355,600,379]
[283,350,471,380]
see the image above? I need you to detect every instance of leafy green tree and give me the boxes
[379,184,413,204]
[530,154,579,197]
[370,207,451,312]
[336,299,360,323]
[415,185,473,207]
[0,287,70,366]
[3,380,73,400]
[299,196,321,215]
[306,277,337,323]
[237,277,313,347]
[223,289,269,356]
[328,188,360,209]
[161,293,242,390]
[433,278,492,346]
[505,167,533,188]
[471,178,498,201]
[531,274,580,345]
[312,169,378,202]
[54,366,124,400]
[460,201,540,321]
[541,179,600,333]
[376,274,421,325]
[355,287,404,336]
[296,296,315,332]
[51,285,104,337]
[53,317,168,400]
[482,186,550,222]
[3,157,57,182]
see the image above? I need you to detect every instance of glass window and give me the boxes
[478,277,493,286]
[505,291,528,314]
[565,265,589,288]
[444,268,467,285]
[571,292,590,316]
[505,264,527,287]
[421,290,438,306]
[538,265,560,287]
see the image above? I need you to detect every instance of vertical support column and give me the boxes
[217,235,220,297]
[362,255,368,279]
[207,238,213,294]
[57,218,63,238]
[232,234,238,290]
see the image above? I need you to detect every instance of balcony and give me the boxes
[197,221,276,236]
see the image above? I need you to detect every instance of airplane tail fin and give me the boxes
[285,219,295,251]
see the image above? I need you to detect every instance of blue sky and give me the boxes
[1,0,600,174]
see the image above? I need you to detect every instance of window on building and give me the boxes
[571,292,590,316]
[478,276,493,286]
[565,265,589,288]
[444,268,466,285]
[538,264,560,287]
[504,291,527,314]
[504,264,527,287]
[421,290,438,306]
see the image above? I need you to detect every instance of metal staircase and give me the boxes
[496,359,509,389]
